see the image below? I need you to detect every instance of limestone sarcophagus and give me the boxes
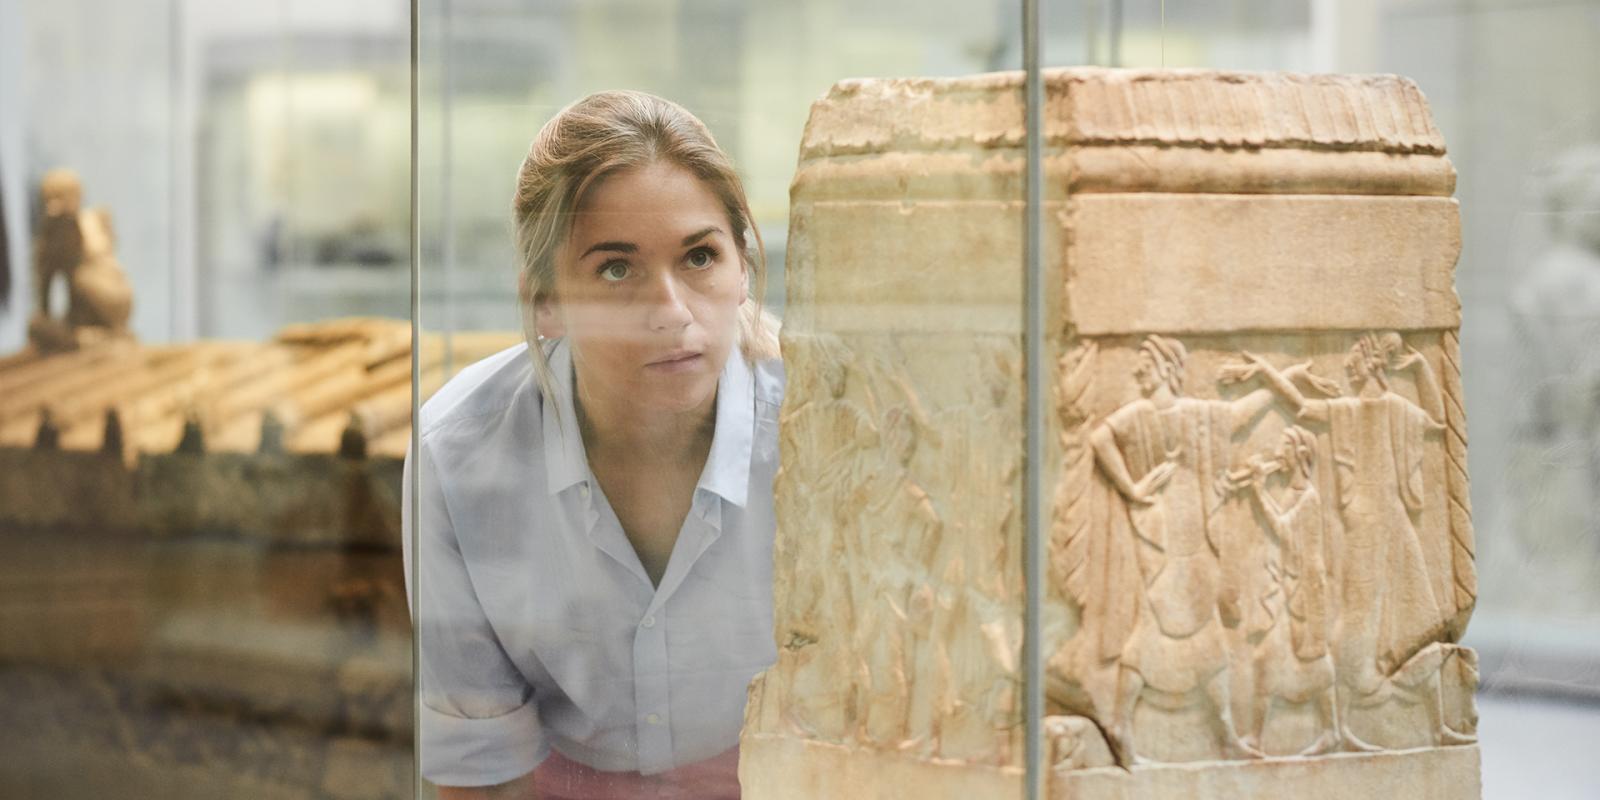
[743,69,1480,798]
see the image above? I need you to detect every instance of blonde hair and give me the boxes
[511,90,778,401]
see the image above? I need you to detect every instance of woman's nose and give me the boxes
[645,272,693,331]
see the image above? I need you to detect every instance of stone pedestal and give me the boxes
[743,69,1479,798]
[742,733,1479,800]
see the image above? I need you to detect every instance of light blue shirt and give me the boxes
[403,338,783,787]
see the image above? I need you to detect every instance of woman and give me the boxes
[403,91,782,799]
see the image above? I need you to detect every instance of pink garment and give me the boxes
[531,746,741,800]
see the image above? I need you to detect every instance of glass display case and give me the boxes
[0,2,424,798]
[1,1,1597,798]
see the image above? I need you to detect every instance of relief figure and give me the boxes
[1088,335,1277,763]
[1224,425,1339,755]
[904,349,1024,763]
[853,407,942,748]
[776,340,878,740]
[1227,333,1473,750]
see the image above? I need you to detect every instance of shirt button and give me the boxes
[579,484,591,500]
[641,615,656,629]
[646,713,662,725]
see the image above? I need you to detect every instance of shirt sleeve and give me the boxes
[403,435,550,787]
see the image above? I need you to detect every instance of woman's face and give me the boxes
[543,161,748,416]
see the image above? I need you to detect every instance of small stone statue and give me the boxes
[27,168,133,351]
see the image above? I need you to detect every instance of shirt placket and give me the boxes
[632,599,672,774]
[630,492,726,775]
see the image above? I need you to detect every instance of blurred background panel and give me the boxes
[0,0,414,350]
[415,0,1023,337]
[0,1,422,798]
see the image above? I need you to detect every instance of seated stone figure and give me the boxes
[28,168,133,351]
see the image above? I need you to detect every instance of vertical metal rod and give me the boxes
[440,0,454,379]
[168,0,183,340]
[1085,0,1101,68]
[1022,0,1045,797]
[408,0,422,797]
[1110,0,1124,67]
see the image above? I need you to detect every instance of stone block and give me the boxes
[744,68,1478,798]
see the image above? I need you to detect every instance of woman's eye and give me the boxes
[686,247,716,269]
[599,262,629,282]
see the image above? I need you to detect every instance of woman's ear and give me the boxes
[522,270,565,339]
[535,297,566,339]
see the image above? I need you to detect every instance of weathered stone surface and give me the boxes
[750,332,1026,766]
[1064,194,1462,335]
[796,70,1446,159]
[739,733,1023,800]
[1052,744,1480,800]
[794,201,1023,333]
[744,67,1477,798]
[739,734,1481,800]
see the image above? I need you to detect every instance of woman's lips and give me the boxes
[645,351,704,373]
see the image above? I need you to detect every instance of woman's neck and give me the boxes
[574,380,718,466]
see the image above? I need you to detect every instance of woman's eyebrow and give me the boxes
[681,226,722,246]
[580,240,636,258]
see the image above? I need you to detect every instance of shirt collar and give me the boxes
[540,338,756,508]
[542,339,590,496]
[698,346,754,508]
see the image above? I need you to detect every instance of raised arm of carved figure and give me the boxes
[1225,387,1277,434]
[1393,344,1446,429]
[1225,352,1309,415]
[1291,363,1342,398]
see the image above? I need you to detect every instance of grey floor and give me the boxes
[1479,692,1600,799]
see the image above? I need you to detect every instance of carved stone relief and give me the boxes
[755,333,1026,766]
[742,68,1479,799]
[1048,333,1477,766]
